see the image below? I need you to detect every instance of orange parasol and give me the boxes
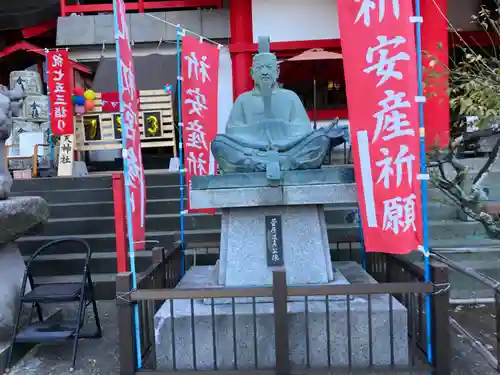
[283,48,343,128]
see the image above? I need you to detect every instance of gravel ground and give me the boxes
[6,302,500,375]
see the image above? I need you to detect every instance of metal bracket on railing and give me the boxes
[134,240,161,251]
[433,282,451,295]
[116,290,135,304]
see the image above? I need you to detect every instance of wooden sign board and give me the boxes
[57,134,75,176]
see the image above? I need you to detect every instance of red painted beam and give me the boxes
[64,0,222,14]
[307,108,348,120]
[230,39,343,54]
[60,0,67,16]
[0,41,92,74]
[451,30,500,47]
[230,0,253,98]
[22,20,57,39]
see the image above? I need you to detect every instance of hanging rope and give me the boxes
[146,13,225,49]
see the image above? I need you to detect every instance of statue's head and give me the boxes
[251,53,279,88]
[251,36,279,89]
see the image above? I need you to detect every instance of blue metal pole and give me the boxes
[43,52,54,167]
[176,25,186,276]
[413,1,433,366]
[112,0,142,368]
[357,205,367,270]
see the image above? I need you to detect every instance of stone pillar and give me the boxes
[0,196,49,340]
[229,0,254,99]
[422,0,450,149]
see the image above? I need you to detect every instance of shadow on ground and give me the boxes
[6,302,500,375]
[8,301,119,375]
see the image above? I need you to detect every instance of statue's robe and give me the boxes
[211,87,345,173]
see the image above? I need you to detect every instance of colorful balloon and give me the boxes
[84,89,96,100]
[84,99,95,111]
[75,105,85,115]
[74,96,85,106]
[74,86,85,96]
[72,95,79,104]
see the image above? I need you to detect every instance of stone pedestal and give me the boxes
[154,168,411,370]
[154,262,409,370]
[190,168,357,287]
[0,196,49,340]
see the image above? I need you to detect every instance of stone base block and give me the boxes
[219,205,334,287]
[179,265,350,305]
[155,263,409,370]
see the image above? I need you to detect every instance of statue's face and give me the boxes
[251,54,279,87]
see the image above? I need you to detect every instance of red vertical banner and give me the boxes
[47,50,74,136]
[337,1,422,254]
[113,0,146,250]
[181,36,220,214]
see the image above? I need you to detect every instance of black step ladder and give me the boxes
[6,239,102,372]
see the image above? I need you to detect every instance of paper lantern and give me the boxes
[84,89,97,100]
[74,96,85,106]
[74,86,85,96]
[75,105,85,115]
[84,99,95,111]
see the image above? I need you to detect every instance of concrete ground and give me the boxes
[8,302,119,375]
[5,302,499,375]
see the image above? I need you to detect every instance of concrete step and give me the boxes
[47,198,184,219]
[9,185,181,204]
[25,251,152,277]
[24,203,484,238]
[17,219,491,256]
[405,240,500,301]
[11,171,184,192]
[35,273,116,301]
[45,199,461,222]
[24,236,500,301]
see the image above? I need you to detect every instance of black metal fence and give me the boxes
[430,250,500,372]
[117,240,451,375]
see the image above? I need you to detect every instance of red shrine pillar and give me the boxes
[229,0,254,100]
[421,0,450,148]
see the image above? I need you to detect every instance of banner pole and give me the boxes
[357,205,367,270]
[176,25,186,276]
[413,0,434,367]
[112,0,142,368]
[44,51,54,168]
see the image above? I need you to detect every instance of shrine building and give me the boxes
[0,0,497,167]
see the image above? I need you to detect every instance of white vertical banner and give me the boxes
[217,47,233,135]
[209,46,233,174]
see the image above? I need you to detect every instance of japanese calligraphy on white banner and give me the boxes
[337,0,422,254]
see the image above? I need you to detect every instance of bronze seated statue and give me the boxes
[211,36,347,183]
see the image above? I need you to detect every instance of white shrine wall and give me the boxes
[251,0,340,43]
[251,0,482,44]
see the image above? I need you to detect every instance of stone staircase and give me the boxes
[9,159,500,300]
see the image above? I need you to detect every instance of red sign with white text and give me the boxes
[337,0,422,254]
[113,0,146,250]
[181,36,220,213]
[47,50,73,136]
